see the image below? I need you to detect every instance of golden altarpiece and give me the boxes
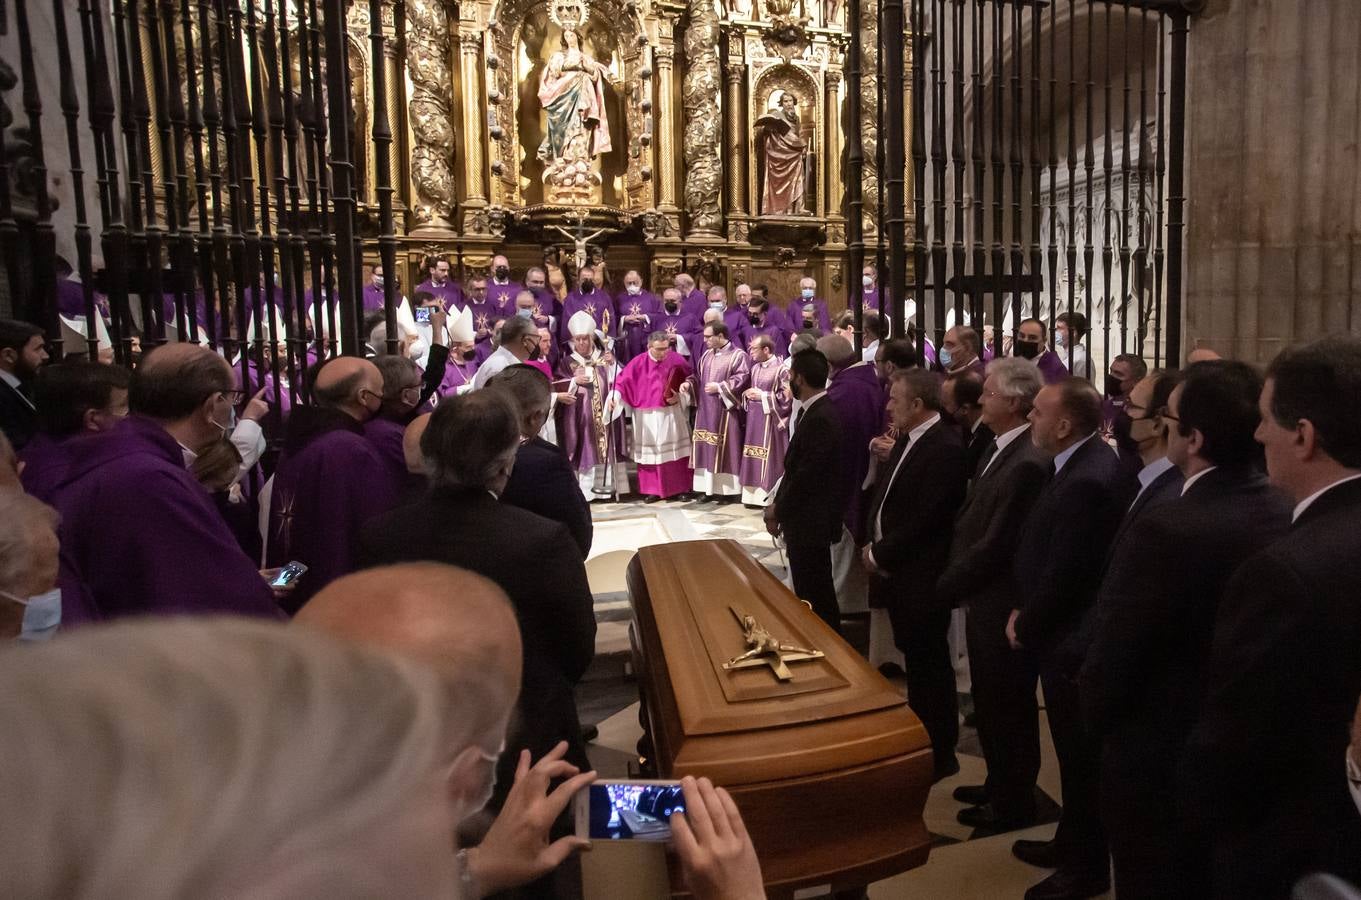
[345,0,887,303]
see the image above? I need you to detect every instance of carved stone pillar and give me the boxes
[682,0,723,238]
[653,30,680,217]
[458,30,488,220]
[823,65,845,246]
[406,0,457,235]
[724,60,749,243]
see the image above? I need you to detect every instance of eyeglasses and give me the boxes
[219,390,245,405]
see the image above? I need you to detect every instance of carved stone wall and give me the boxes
[682,0,723,236]
[406,0,457,231]
[859,0,879,237]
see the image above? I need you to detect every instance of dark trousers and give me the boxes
[787,541,840,633]
[892,605,958,773]
[1102,753,1203,900]
[964,603,1040,818]
[1039,652,1107,871]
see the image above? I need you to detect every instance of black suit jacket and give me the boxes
[963,419,995,479]
[1181,476,1361,895]
[501,437,593,557]
[865,419,968,614]
[1012,434,1127,658]
[358,486,597,780]
[936,426,1052,614]
[0,378,37,452]
[774,395,847,546]
[1107,460,1185,556]
[1081,467,1291,768]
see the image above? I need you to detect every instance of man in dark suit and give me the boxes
[487,364,593,557]
[1081,361,1291,899]
[766,349,847,633]
[1008,377,1127,900]
[863,368,968,780]
[0,319,49,452]
[943,370,993,477]
[1182,337,1361,898]
[358,390,597,792]
[937,358,1051,832]
[1105,369,1185,552]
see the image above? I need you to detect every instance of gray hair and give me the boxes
[789,332,819,356]
[0,488,58,595]
[485,364,552,435]
[0,618,486,899]
[986,356,1044,412]
[815,333,855,368]
[421,390,521,490]
[647,330,670,345]
[498,313,537,347]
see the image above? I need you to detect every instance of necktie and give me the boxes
[794,407,805,431]
[975,438,999,478]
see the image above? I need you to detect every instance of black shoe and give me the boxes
[641,494,662,504]
[877,662,905,679]
[1022,865,1110,900]
[932,757,961,784]
[1012,837,1064,869]
[956,802,1037,833]
[952,783,989,805]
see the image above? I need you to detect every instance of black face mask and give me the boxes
[494,266,510,280]
[528,345,542,361]
[664,302,678,313]
[803,318,815,329]
[1014,340,1040,360]
[1105,373,1125,397]
[461,348,477,362]
[749,314,762,327]
[580,279,594,292]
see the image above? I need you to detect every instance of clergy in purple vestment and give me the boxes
[713,286,752,349]
[819,334,887,544]
[744,297,790,357]
[654,287,703,361]
[609,333,694,501]
[615,270,663,364]
[556,312,629,500]
[524,266,561,321]
[266,358,402,614]
[680,320,752,498]
[56,275,110,324]
[1013,317,1070,384]
[673,273,708,320]
[740,335,792,506]
[19,362,131,504]
[511,287,556,338]
[939,325,986,379]
[486,253,524,318]
[415,254,464,310]
[437,306,480,397]
[557,265,617,348]
[861,264,883,313]
[366,355,430,493]
[49,345,281,628]
[785,276,834,332]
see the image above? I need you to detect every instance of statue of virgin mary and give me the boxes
[536,28,613,162]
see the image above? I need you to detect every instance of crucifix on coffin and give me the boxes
[722,606,825,682]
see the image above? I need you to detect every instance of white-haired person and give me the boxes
[0,488,61,640]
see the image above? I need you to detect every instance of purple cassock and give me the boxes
[57,278,111,323]
[740,356,792,505]
[530,286,561,321]
[1034,349,1070,384]
[827,362,887,542]
[487,279,524,318]
[362,415,410,489]
[50,415,281,627]
[362,283,407,312]
[266,409,402,613]
[438,354,480,396]
[613,349,694,499]
[555,351,628,499]
[861,286,882,312]
[744,320,790,358]
[415,278,464,310]
[687,339,751,496]
[783,297,834,333]
[681,288,708,320]
[943,356,987,380]
[721,306,751,346]
[654,309,703,361]
[19,431,99,504]
[615,290,663,363]
[467,300,498,352]
[558,289,617,345]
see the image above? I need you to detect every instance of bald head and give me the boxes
[816,333,856,370]
[1187,347,1222,364]
[297,563,523,726]
[131,342,236,453]
[313,357,384,422]
[403,413,431,475]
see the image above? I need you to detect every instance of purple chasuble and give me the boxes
[689,342,751,479]
[615,290,663,363]
[438,356,480,395]
[722,307,751,347]
[1034,349,1070,385]
[487,280,525,319]
[783,297,834,333]
[740,357,791,496]
[744,320,789,357]
[558,290,617,345]
[415,278,464,310]
[827,362,887,541]
[267,410,401,613]
[861,286,882,312]
[50,416,281,628]
[57,278,111,323]
[681,288,708,320]
[555,352,627,476]
[653,310,703,359]
[19,431,101,504]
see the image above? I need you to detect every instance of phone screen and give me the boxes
[414,306,432,324]
[579,781,685,842]
[270,561,308,588]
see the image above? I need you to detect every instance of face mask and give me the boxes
[938,346,954,369]
[627,284,641,295]
[461,348,477,362]
[494,266,509,280]
[802,317,815,329]
[373,276,384,288]
[664,301,678,313]
[580,279,594,292]
[1105,373,1125,397]
[1015,340,1040,360]
[517,308,533,319]
[749,314,762,326]
[801,288,815,300]
[527,341,542,361]
[862,275,874,288]
[1054,331,1066,348]
[709,302,725,313]
[2,588,61,641]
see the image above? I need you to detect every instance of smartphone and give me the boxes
[414,306,433,324]
[270,561,308,588]
[574,779,686,842]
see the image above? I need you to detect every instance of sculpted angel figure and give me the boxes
[537,28,613,163]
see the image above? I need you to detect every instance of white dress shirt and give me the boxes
[1131,456,1176,507]
[1180,465,1219,496]
[1292,473,1361,523]
[872,413,941,543]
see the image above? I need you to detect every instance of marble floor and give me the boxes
[577,495,1103,899]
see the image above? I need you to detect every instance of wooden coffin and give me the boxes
[626,539,934,897]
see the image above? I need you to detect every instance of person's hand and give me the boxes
[762,506,780,538]
[743,388,762,402]
[574,372,593,386]
[534,313,549,326]
[429,305,448,337]
[557,392,577,406]
[1005,609,1022,650]
[241,387,270,423]
[468,742,595,897]
[670,776,765,900]
[679,381,693,395]
[704,382,721,395]
[602,351,615,366]
[664,389,679,406]
[260,568,295,602]
[868,434,894,462]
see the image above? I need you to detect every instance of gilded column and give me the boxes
[724,60,749,242]
[682,0,723,237]
[458,30,488,211]
[859,0,879,238]
[824,65,844,243]
[654,34,679,215]
[406,0,457,234]
[383,26,405,212]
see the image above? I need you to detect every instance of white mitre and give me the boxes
[448,306,475,343]
[568,309,597,338]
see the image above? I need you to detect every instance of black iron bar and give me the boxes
[949,0,965,329]
[1009,0,1024,341]
[263,0,298,410]
[53,0,98,357]
[14,0,58,346]
[245,0,276,397]
[163,0,200,342]
[214,0,252,394]
[278,0,309,406]
[929,0,946,354]
[1100,0,1113,381]
[1165,8,1188,364]
[126,0,166,344]
[1152,9,1166,369]
[146,0,185,341]
[371,0,401,358]
[970,0,985,331]
[1133,3,1148,368]
[883,0,907,355]
[846,0,865,349]
[1117,0,1131,357]
[1047,0,1058,349]
[1029,0,1043,324]
[907,0,926,363]
[323,0,362,355]
[1064,0,1077,374]
[990,0,1004,357]
[1083,0,1095,385]
[181,0,217,348]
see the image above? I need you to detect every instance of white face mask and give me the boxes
[626,284,641,295]
[862,275,874,288]
[1054,331,1067,348]
[2,587,61,641]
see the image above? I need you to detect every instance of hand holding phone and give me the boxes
[575,779,686,842]
[414,306,433,324]
[269,561,308,588]
[670,776,765,900]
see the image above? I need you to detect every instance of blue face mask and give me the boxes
[801,288,815,300]
[3,588,62,641]
[709,302,725,313]
[938,346,954,369]
[1054,331,1066,348]
[517,307,533,319]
